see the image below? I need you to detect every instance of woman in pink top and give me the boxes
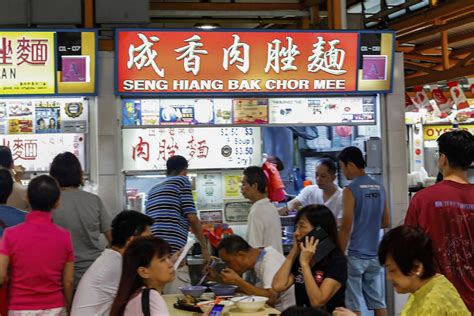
[110,236,176,316]
[0,175,75,315]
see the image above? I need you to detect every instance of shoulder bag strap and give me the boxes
[141,288,151,316]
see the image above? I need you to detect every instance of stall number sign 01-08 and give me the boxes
[122,127,261,171]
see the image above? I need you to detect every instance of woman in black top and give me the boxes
[273,205,347,313]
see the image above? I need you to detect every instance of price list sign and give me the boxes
[122,127,261,171]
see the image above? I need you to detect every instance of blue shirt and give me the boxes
[347,175,386,259]
[145,176,197,253]
[0,205,27,237]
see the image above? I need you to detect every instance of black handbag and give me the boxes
[141,288,151,316]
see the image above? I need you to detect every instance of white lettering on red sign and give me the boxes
[174,34,208,76]
[307,36,347,75]
[127,33,164,77]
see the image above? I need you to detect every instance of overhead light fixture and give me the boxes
[194,23,220,30]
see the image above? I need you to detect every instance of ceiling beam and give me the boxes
[404,61,438,75]
[450,46,474,57]
[397,14,474,43]
[365,0,420,23]
[149,2,305,11]
[388,0,474,33]
[416,30,474,52]
[461,52,474,67]
[404,54,443,63]
[149,17,299,25]
[405,63,474,87]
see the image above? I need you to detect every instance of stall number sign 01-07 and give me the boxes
[122,127,261,171]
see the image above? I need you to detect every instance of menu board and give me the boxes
[122,97,375,127]
[123,98,233,126]
[0,133,85,171]
[122,127,261,171]
[270,96,376,124]
[0,97,88,134]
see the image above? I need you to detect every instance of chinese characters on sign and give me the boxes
[118,30,375,94]
[0,133,85,171]
[0,32,55,94]
[122,127,261,171]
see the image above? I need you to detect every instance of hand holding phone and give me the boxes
[299,226,336,266]
[299,236,320,267]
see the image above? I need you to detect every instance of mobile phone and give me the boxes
[300,226,335,265]
[209,304,225,316]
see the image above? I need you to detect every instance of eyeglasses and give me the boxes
[434,150,444,159]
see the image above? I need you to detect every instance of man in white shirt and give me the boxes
[242,166,283,254]
[279,157,342,225]
[217,235,296,311]
[71,211,154,316]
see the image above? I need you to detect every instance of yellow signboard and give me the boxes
[423,125,474,141]
[0,32,55,95]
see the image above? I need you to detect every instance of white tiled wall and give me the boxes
[93,52,122,217]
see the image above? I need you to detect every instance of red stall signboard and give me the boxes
[116,30,395,96]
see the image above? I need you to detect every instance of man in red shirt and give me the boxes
[405,130,474,312]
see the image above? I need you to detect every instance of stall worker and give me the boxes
[216,234,295,311]
[279,157,342,226]
[241,166,283,254]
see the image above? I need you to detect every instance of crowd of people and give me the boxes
[0,129,472,316]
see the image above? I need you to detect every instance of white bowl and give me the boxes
[230,296,268,312]
[197,300,235,313]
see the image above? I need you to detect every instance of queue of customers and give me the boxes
[0,129,472,316]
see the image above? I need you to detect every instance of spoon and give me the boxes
[196,260,217,287]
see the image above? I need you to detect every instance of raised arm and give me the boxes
[272,243,298,292]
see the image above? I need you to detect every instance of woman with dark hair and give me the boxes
[110,236,175,316]
[378,226,469,315]
[279,158,342,226]
[50,152,112,289]
[273,205,347,313]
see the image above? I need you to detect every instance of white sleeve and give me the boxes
[149,290,171,316]
[261,252,284,289]
[295,186,314,206]
[246,211,265,248]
